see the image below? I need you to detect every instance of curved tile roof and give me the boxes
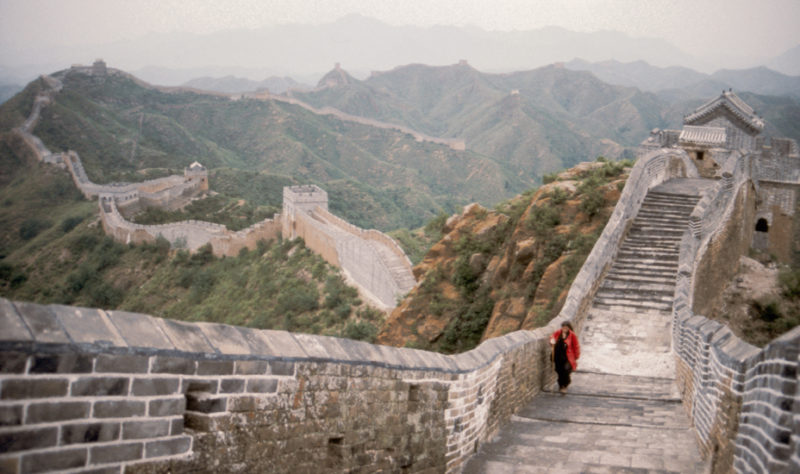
[684,90,764,133]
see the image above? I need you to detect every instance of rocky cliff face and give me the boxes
[378,160,629,353]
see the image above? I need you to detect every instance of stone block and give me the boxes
[268,360,295,376]
[95,354,149,373]
[50,304,126,348]
[29,353,94,374]
[27,401,91,423]
[61,421,121,444]
[1,378,69,399]
[21,447,87,472]
[90,442,143,464]
[93,400,146,418]
[0,404,23,426]
[170,417,184,436]
[71,377,130,397]
[105,310,174,350]
[247,328,307,358]
[0,299,32,342]
[0,426,58,452]
[234,360,269,375]
[246,378,278,393]
[155,318,214,354]
[13,301,70,344]
[149,397,186,417]
[151,356,196,375]
[196,322,252,355]
[122,419,170,440]
[219,379,246,393]
[144,436,192,458]
[186,392,227,413]
[196,360,234,375]
[0,352,28,373]
[131,378,180,396]
[182,378,219,394]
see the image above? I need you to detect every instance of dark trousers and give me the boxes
[556,362,572,389]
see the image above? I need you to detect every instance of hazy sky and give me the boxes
[1,0,799,73]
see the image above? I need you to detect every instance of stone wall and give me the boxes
[99,198,281,257]
[673,151,800,473]
[0,297,554,474]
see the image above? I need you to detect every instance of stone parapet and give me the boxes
[0,298,554,473]
[673,150,800,472]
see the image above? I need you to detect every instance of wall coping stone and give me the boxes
[0,298,546,375]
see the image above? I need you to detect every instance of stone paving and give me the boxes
[465,179,714,473]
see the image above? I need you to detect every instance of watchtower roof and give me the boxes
[684,90,764,133]
[679,126,726,147]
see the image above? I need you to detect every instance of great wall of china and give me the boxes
[11,63,415,309]
[1,63,799,473]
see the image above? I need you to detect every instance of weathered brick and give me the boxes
[0,352,28,373]
[21,447,87,472]
[95,354,149,373]
[151,356,195,375]
[197,360,234,375]
[94,400,146,418]
[0,426,57,452]
[268,360,295,376]
[181,378,219,394]
[27,401,91,423]
[149,397,185,417]
[228,395,257,412]
[247,378,278,393]
[131,378,180,396]
[122,419,170,440]
[61,422,121,444]
[1,378,69,399]
[186,392,227,413]
[90,442,143,465]
[0,404,23,426]
[234,360,269,375]
[145,436,192,458]
[71,377,129,397]
[220,378,246,393]
[29,353,93,374]
[170,417,184,436]
[0,457,18,474]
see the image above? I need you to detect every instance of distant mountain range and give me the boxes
[3,14,798,87]
[565,59,800,98]
[181,76,309,94]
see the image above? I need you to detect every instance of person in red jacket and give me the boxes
[550,321,580,394]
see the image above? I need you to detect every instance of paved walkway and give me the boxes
[465,179,714,473]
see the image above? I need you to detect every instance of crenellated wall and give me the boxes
[0,297,553,473]
[672,146,800,473]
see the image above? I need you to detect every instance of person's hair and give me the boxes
[561,321,574,332]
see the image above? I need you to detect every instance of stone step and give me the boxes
[613,259,678,271]
[599,279,674,294]
[604,273,675,286]
[594,286,675,300]
[616,249,679,260]
[592,300,673,313]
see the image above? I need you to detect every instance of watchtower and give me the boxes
[282,185,328,239]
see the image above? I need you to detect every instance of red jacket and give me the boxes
[550,329,580,370]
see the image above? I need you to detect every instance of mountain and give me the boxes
[181,75,309,94]
[1,67,525,231]
[2,15,702,82]
[379,160,629,353]
[565,59,800,99]
[768,44,800,76]
[291,62,671,175]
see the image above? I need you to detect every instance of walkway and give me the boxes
[465,178,715,472]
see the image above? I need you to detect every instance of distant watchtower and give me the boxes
[184,161,209,191]
[92,59,107,76]
[282,185,328,239]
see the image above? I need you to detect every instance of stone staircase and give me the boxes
[368,240,416,293]
[592,188,702,314]
[464,178,715,472]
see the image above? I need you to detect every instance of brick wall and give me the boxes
[673,152,800,473]
[0,298,554,473]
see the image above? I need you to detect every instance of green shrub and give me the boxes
[60,216,84,233]
[19,219,52,240]
[526,204,560,235]
[341,321,378,343]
